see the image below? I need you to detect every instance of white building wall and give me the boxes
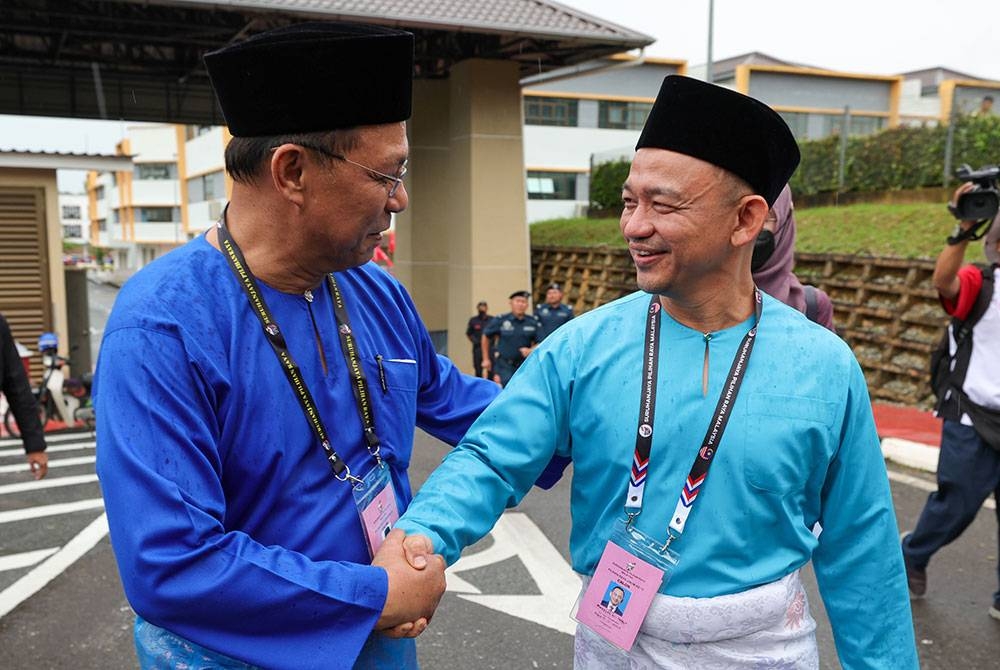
[188,200,224,233]
[133,223,184,243]
[186,127,226,176]
[524,125,637,223]
[527,200,586,222]
[523,125,639,170]
[898,78,942,126]
[128,125,179,161]
[131,179,179,204]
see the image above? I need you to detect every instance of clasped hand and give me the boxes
[371,529,444,638]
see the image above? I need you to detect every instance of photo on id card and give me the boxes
[572,520,678,652]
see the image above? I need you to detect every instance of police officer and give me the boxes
[535,282,574,341]
[481,290,540,387]
[466,301,491,378]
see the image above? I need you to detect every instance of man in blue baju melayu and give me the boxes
[94,22,499,670]
[395,76,919,668]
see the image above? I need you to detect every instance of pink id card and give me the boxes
[574,540,665,651]
[353,465,400,556]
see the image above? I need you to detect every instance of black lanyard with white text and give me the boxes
[624,290,762,548]
[216,221,382,485]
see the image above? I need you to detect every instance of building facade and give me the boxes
[85,124,230,272]
[522,56,685,222]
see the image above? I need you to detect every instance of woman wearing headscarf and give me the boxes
[752,184,836,331]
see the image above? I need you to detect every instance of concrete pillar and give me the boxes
[398,59,531,372]
[445,59,531,369]
[394,78,451,343]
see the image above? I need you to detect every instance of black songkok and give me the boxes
[635,75,799,206]
[203,22,414,137]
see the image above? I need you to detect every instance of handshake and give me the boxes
[371,529,446,638]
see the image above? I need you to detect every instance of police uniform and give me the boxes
[536,302,574,341]
[484,310,540,387]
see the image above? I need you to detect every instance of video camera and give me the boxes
[950,164,1000,221]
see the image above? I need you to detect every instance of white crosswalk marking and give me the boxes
[0,431,106,621]
[0,499,104,524]
[0,432,94,448]
[0,474,99,496]
[0,441,95,458]
[0,514,109,619]
[0,455,95,474]
[0,548,59,573]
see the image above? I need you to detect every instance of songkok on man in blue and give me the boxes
[204,22,414,137]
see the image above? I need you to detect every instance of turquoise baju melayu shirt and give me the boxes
[397,290,918,669]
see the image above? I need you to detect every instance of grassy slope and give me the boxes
[529,202,992,263]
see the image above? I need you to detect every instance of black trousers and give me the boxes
[902,419,1000,598]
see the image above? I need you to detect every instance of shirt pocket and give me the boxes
[742,393,838,495]
[378,357,418,392]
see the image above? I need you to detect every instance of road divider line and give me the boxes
[0,548,59,573]
[0,474,100,496]
[0,499,104,525]
[0,513,108,619]
[0,455,96,474]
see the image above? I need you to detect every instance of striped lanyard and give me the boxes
[624,290,762,548]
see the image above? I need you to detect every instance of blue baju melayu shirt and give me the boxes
[397,291,918,669]
[94,235,498,669]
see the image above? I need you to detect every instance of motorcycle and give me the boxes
[3,332,94,436]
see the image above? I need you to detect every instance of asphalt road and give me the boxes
[1,427,998,669]
[1,279,998,669]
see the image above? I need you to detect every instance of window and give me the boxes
[524,97,578,126]
[778,111,886,141]
[61,205,82,219]
[187,170,225,203]
[63,224,83,238]
[526,171,577,200]
[139,207,174,223]
[598,101,653,130]
[94,186,105,200]
[135,163,175,180]
[97,219,107,232]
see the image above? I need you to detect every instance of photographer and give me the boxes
[901,182,1000,620]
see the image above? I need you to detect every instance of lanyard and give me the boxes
[625,290,762,548]
[216,221,382,486]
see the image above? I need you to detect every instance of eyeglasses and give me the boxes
[292,142,408,197]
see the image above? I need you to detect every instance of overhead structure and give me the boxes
[0,0,652,123]
[0,0,653,369]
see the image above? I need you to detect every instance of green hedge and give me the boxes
[589,159,631,210]
[790,114,1000,196]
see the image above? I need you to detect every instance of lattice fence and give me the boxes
[532,246,948,409]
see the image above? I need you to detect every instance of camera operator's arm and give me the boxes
[934,183,978,301]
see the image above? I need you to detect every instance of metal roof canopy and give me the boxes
[0,0,653,126]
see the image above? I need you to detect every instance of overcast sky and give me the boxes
[560,0,1000,81]
[3,0,999,192]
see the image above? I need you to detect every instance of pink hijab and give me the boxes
[752,185,806,311]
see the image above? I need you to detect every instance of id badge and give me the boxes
[572,519,680,652]
[352,464,400,557]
